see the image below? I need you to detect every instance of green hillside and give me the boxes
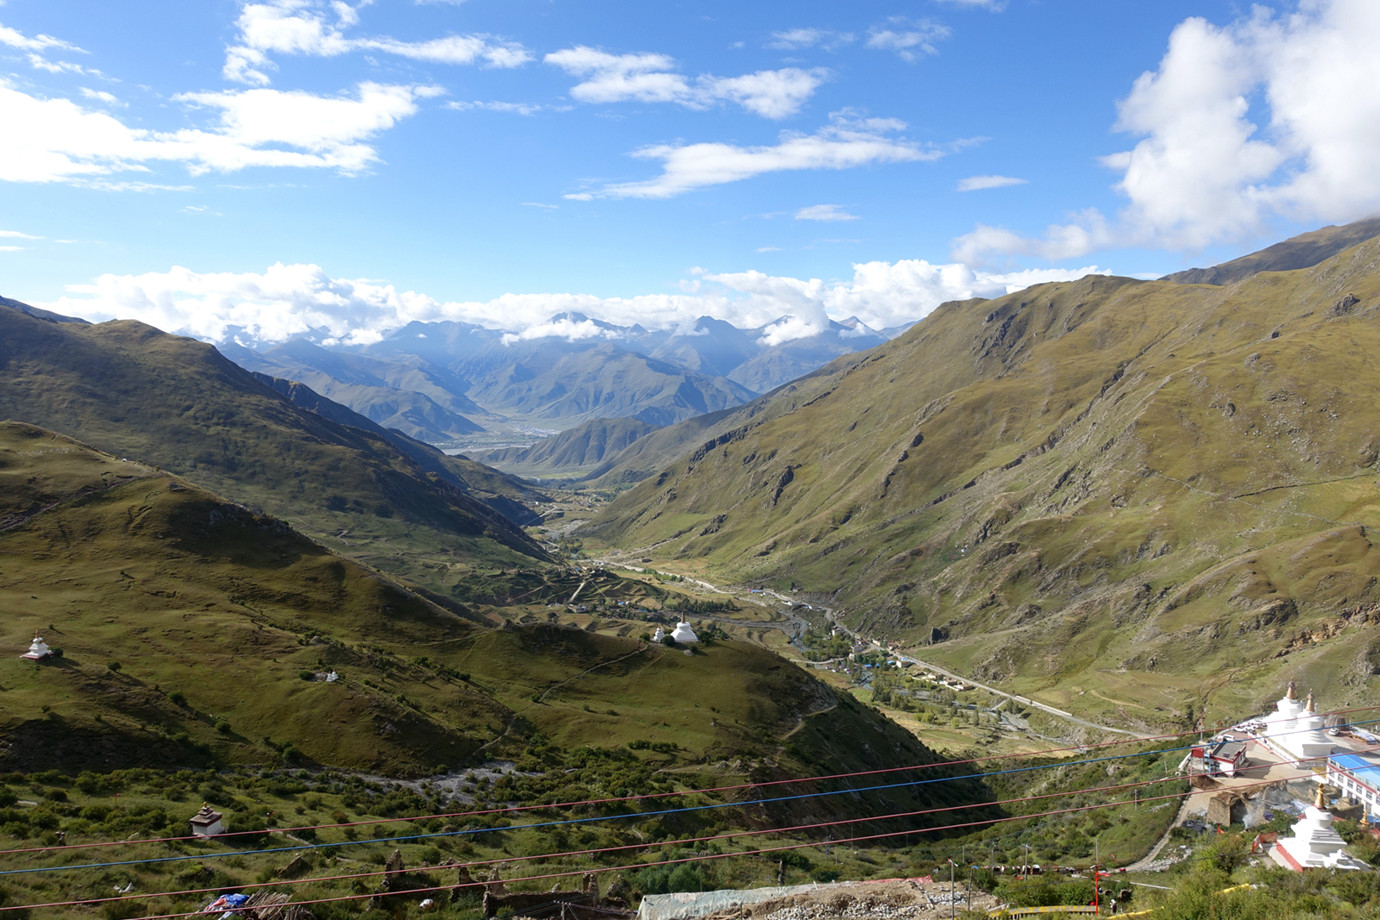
[583,224,1380,728]
[0,421,987,828]
[0,304,547,597]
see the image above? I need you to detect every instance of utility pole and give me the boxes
[949,858,955,920]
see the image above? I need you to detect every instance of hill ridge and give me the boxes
[583,223,1380,727]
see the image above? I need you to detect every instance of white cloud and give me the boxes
[767,28,855,52]
[40,258,1103,349]
[447,99,564,116]
[704,69,826,119]
[960,0,1380,262]
[224,0,530,85]
[500,317,624,345]
[0,20,97,73]
[795,203,858,222]
[0,79,436,182]
[568,111,953,200]
[865,17,951,62]
[934,0,1006,9]
[957,174,1026,191]
[79,88,121,106]
[952,209,1114,265]
[0,229,41,239]
[545,46,826,119]
[0,22,81,53]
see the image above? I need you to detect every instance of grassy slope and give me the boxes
[0,305,548,596]
[0,422,987,833]
[469,417,657,481]
[583,231,1380,728]
[458,342,757,429]
[580,356,870,489]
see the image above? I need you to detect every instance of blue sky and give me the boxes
[2,0,1379,346]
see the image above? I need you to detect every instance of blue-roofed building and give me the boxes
[1327,752,1380,817]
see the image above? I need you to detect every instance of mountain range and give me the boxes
[583,219,1380,729]
[0,304,550,603]
[225,313,889,453]
[9,217,1380,761]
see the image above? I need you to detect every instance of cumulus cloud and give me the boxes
[500,316,625,345]
[545,46,826,119]
[225,0,529,85]
[952,210,1114,265]
[0,79,437,182]
[568,111,955,200]
[42,259,1104,349]
[960,0,1380,263]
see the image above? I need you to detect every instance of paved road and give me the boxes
[602,558,1149,741]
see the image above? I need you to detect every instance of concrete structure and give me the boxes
[20,632,51,661]
[670,621,699,644]
[651,626,665,643]
[1270,785,1368,871]
[190,804,224,837]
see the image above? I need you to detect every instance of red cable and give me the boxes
[9,701,1367,859]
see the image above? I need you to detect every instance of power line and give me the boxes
[10,702,1373,867]
[10,735,1375,917]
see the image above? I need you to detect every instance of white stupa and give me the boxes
[1271,784,1368,871]
[670,620,699,644]
[189,803,225,837]
[651,626,665,643]
[1262,682,1333,762]
[1292,691,1335,759]
[1264,680,1306,736]
[20,632,51,661]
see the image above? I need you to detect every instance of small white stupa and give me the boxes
[1271,785,1368,871]
[20,632,52,661]
[670,620,699,644]
[189,803,225,837]
[1292,691,1335,759]
[651,626,665,643]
